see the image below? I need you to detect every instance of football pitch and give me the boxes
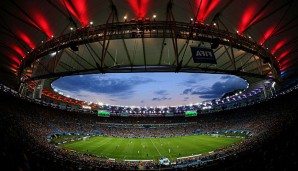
[60,135,242,161]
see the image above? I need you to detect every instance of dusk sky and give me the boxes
[52,73,248,106]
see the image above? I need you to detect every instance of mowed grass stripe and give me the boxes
[61,136,113,155]
[60,135,242,161]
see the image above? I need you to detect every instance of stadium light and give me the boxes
[50,52,57,57]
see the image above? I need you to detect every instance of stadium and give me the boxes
[0,0,298,170]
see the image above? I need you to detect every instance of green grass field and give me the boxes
[59,135,243,162]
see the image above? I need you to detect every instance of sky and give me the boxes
[52,73,248,106]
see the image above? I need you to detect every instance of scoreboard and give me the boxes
[98,110,110,117]
[185,111,197,117]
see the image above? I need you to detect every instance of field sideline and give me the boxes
[60,135,242,162]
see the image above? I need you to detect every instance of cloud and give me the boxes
[181,76,247,99]
[182,88,192,95]
[154,90,168,96]
[76,94,88,97]
[220,75,233,79]
[199,94,219,99]
[182,73,211,85]
[113,90,136,98]
[52,73,247,106]
[53,74,154,98]
[152,97,171,101]
[152,90,172,101]
[185,80,197,84]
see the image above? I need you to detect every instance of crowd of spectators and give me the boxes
[0,85,298,170]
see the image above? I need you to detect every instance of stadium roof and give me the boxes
[0,0,298,93]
